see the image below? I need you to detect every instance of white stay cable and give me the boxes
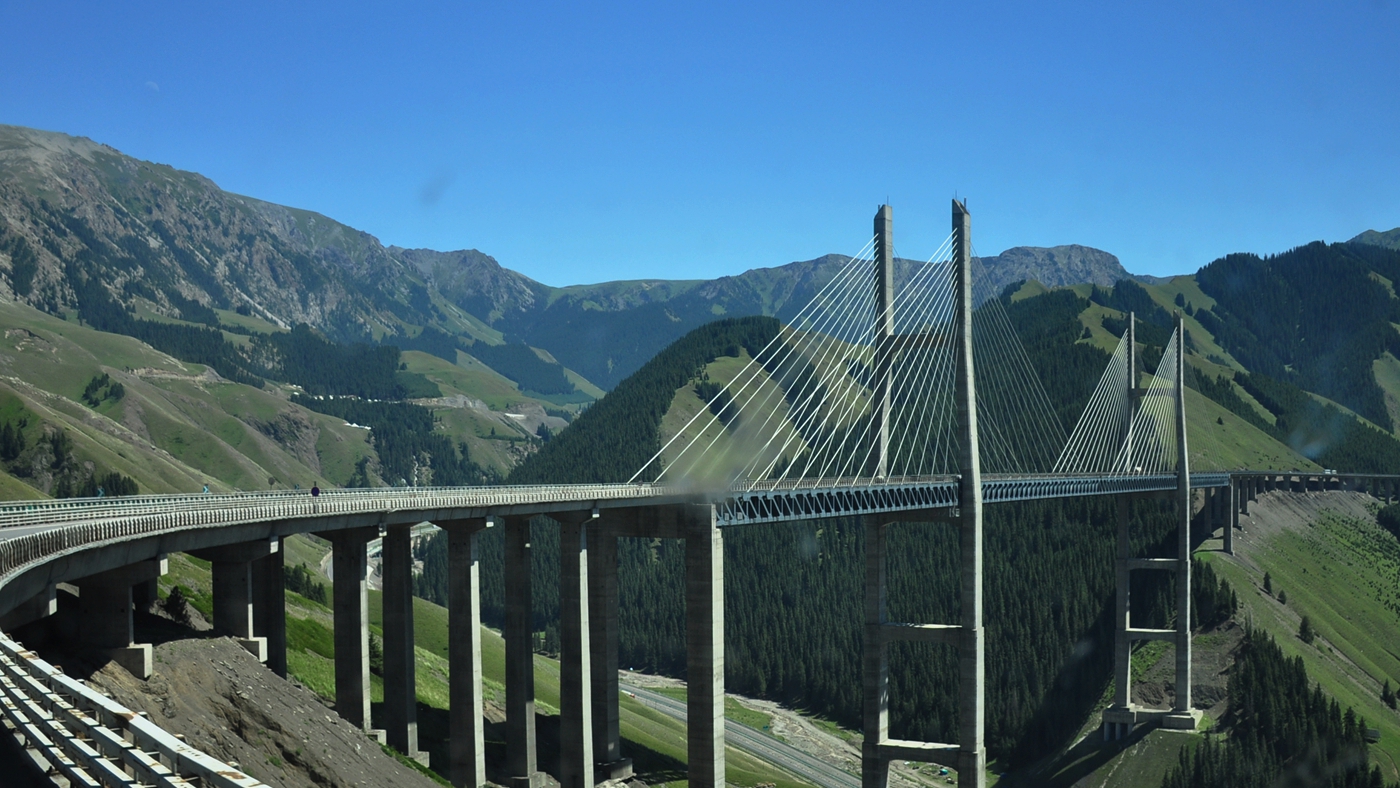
[628,240,874,483]
[807,238,954,484]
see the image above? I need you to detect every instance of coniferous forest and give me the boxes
[1162,628,1392,788]
[414,299,1237,765]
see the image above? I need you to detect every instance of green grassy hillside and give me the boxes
[1200,495,1400,782]
[0,296,603,497]
[0,299,372,495]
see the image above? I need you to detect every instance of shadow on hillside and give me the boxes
[1002,723,1153,788]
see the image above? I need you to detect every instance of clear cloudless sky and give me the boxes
[2,1,1398,285]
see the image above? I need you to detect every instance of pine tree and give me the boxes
[1299,615,1316,645]
[1264,571,1273,595]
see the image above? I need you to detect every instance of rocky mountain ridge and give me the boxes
[1,124,1161,389]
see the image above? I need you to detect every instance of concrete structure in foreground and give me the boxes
[861,201,985,788]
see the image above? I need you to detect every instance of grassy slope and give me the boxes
[1200,504,1400,782]
[0,300,375,495]
[658,350,805,483]
[1372,351,1400,436]
[1038,730,1202,788]
[1183,386,1320,471]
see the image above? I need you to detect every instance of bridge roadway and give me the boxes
[0,469,1369,788]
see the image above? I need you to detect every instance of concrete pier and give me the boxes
[504,516,542,788]
[686,505,724,788]
[1226,482,1236,554]
[192,538,278,662]
[1165,314,1199,730]
[1112,496,1131,710]
[75,557,166,679]
[589,519,631,781]
[558,513,594,788]
[326,527,374,731]
[448,518,492,788]
[252,548,286,677]
[382,523,421,761]
[861,518,890,788]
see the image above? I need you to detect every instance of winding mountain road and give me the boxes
[621,681,859,788]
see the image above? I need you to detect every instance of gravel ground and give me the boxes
[88,637,440,788]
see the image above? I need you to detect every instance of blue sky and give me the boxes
[3,1,1398,285]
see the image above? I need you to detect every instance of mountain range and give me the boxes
[1,124,1157,390]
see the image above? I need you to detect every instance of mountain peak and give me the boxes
[975,244,1144,294]
[1349,228,1400,250]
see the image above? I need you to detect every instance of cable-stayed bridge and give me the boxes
[0,201,1387,788]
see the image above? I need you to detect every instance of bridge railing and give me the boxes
[0,633,268,787]
[0,483,675,530]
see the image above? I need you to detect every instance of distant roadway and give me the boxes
[621,681,860,788]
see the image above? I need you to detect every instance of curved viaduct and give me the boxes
[3,471,1380,788]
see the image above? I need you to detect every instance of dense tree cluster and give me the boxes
[1161,627,1394,788]
[466,341,577,396]
[1236,372,1400,473]
[0,224,39,297]
[81,373,125,407]
[284,562,328,604]
[1192,557,1238,631]
[507,316,781,484]
[1378,504,1400,541]
[1195,241,1400,431]
[292,396,498,487]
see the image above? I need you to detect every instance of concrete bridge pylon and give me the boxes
[861,199,986,788]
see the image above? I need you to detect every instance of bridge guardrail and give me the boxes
[0,634,267,787]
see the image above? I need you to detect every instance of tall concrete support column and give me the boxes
[686,504,724,788]
[1112,496,1131,709]
[870,204,895,479]
[324,528,374,731]
[252,547,286,677]
[1229,480,1239,552]
[589,520,631,781]
[559,513,595,788]
[382,523,421,761]
[1167,314,1197,728]
[861,518,890,788]
[192,538,278,663]
[953,198,986,787]
[75,557,166,679]
[504,516,542,788]
[1223,485,1235,555]
[447,518,493,788]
